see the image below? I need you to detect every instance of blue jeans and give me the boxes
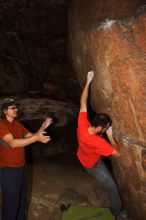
[84,160,122,215]
[0,167,27,220]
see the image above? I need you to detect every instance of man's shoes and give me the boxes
[109,207,129,219]
[120,210,129,219]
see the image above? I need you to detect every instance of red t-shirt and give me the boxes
[77,112,114,168]
[0,119,29,167]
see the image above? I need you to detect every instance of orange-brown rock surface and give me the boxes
[69,1,146,219]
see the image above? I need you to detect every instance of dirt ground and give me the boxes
[26,154,128,220]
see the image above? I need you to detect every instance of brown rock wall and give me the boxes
[69,1,146,219]
[0,0,68,93]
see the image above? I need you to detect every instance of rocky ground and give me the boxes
[26,154,129,220]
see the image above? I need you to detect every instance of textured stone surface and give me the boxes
[58,188,88,204]
[0,96,78,127]
[0,0,72,95]
[27,160,110,220]
[69,1,146,219]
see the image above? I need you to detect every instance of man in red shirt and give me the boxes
[77,71,123,216]
[0,98,52,220]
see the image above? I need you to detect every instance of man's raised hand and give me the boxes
[41,117,53,130]
[87,71,94,83]
[37,131,51,143]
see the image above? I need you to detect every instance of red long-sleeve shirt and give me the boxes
[77,112,114,168]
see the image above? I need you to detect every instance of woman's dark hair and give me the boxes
[1,109,6,118]
[91,113,112,128]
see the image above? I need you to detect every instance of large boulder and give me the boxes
[68,1,146,219]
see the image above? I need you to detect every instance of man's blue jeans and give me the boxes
[0,167,27,220]
[84,160,122,215]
